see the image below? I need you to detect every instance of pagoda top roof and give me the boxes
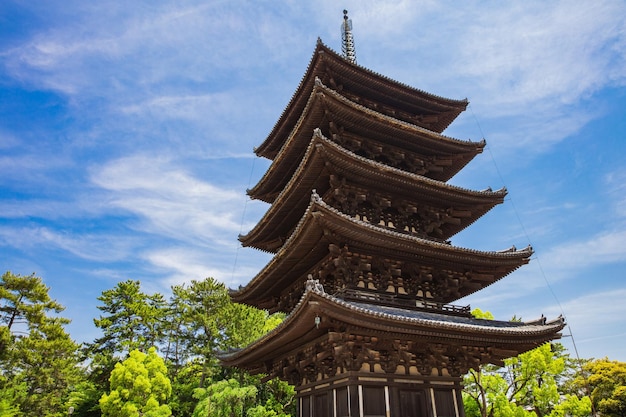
[249,80,484,201]
[241,130,505,251]
[232,193,532,308]
[255,39,469,159]
[220,284,565,373]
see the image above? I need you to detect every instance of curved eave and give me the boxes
[255,40,468,159]
[232,196,531,307]
[249,81,484,202]
[220,289,565,370]
[319,78,480,154]
[241,131,505,252]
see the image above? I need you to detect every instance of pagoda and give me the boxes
[221,12,564,417]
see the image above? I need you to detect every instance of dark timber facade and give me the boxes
[220,40,565,417]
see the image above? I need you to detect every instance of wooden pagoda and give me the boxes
[221,34,564,417]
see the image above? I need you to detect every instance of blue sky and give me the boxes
[1,1,626,361]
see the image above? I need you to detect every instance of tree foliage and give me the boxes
[7,271,618,417]
[0,271,82,417]
[166,278,231,381]
[84,276,290,416]
[0,271,64,334]
[464,344,592,417]
[92,280,168,357]
[577,358,626,417]
[464,309,591,417]
[192,378,258,417]
[190,377,294,417]
[100,347,172,417]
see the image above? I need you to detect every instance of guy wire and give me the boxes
[468,104,596,415]
[231,155,257,282]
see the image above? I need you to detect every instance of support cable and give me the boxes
[231,155,257,282]
[467,103,596,416]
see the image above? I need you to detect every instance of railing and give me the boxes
[333,288,471,317]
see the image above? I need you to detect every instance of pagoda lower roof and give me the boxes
[232,195,532,308]
[220,287,565,375]
[249,81,484,203]
[256,40,469,159]
[241,130,505,252]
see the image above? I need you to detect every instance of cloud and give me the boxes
[6,1,623,162]
[549,288,626,330]
[0,148,74,189]
[539,288,626,359]
[119,94,233,121]
[0,226,135,262]
[1,2,310,97]
[0,131,20,150]
[90,155,253,246]
[604,168,626,219]
[542,229,626,271]
[141,246,268,290]
[466,225,626,307]
[457,2,626,107]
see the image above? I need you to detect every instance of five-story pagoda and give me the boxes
[221,12,564,417]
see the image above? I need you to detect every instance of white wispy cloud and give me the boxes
[141,246,268,290]
[543,229,626,271]
[119,94,233,121]
[90,155,253,245]
[604,168,626,219]
[1,2,309,97]
[465,224,626,307]
[0,226,136,262]
[540,288,626,359]
[0,131,20,150]
[462,5,621,98]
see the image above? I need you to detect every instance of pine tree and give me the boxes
[0,271,81,416]
[92,280,168,356]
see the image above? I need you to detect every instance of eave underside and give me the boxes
[249,81,482,202]
[221,290,564,383]
[232,197,531,310]
[241,132,503,252]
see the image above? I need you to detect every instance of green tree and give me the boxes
[550,394,593,417]
[100,347,172,417]
[0,380,25,417]
[577,358,626,417]
[66,380,103,417]
[165,277,289,416]
[0,271,82,416]
[191,377,294,417]
[167,278,231,387]
[255,377,296,417]
[0,271,64,333]
[191,378,259,417]
[85,280,168,415]
[463,309,590,417]
[223,303,285,350]
[13,319,82,415]
[506,343,566,416]
[168,360,204,417]
[464,344,588,417]
[92,280,168,356]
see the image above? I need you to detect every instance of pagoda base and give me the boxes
[296,371,464,417]
[220,290,564,416]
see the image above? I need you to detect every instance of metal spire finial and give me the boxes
[341,9,357,64]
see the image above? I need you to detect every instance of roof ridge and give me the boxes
[313,77,483,147]
[317,40,468,106]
